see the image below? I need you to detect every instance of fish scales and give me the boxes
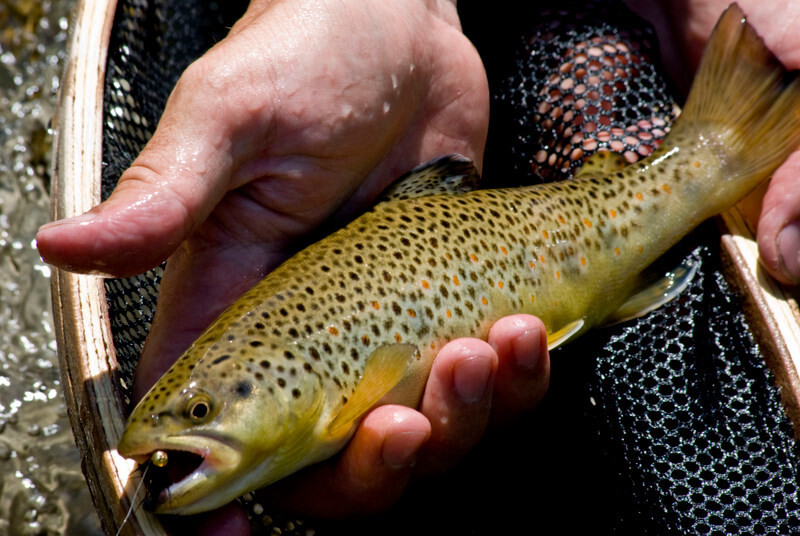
[119,4,800,515]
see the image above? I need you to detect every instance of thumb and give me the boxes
[36,65,235,277]
[757,151,800,285]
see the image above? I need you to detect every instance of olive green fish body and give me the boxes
[118,4,800,515]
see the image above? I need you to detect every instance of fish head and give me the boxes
[117,341,325,515]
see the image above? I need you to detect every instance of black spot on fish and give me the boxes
[212,355,231,365]
[235,381,253,397]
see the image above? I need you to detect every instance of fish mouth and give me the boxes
[141,449,205,511]
[121,434,245,515]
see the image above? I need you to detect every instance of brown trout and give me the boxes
[118,4,800,515]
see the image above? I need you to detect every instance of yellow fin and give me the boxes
[574,150,628,179]
[603,260,698,326]
[547,319,585,350]
[325,344,418,438]
[378,154,480,202]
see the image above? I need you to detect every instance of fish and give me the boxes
[118,4,800,515]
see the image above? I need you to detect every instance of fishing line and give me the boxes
[115,462,149,536]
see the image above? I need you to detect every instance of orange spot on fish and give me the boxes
[421,280,430,290]
[328,326,339,336]
[614,247,621,256]
[500,246,508,256]
[481,297,488,306]
[540,255,547,263]
[542,230,549,239]
[580,256,586,266]
[635,192,644,201]
[583,218,592,228]
[693,161,701,168]
[608,209,617,218]
[445,253,453,260]
[446,309,452,318]
[530,295,535,303]
[558,214,566,224]
[394,333,403,342]
[529,261,536,270]
[470,254,479,263]
[453,275,460,286]
[662,184,672,194]
[498,281,504,289]
[372,301,380,310]
[556,271,561,279]
[407,309,416,318]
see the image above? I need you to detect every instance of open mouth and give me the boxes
[120,432,244,514]
[142,450,205,511]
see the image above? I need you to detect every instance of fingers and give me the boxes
[487,314,550,423]
[414,339,497,473]
[758,151,800,285]
[415,314,549,473]
[251,406,431,519]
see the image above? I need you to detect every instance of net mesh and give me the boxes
[99,0,800,533]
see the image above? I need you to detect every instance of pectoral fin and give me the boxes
[325,344,418,439]
[574,150,629,179]
[378,154,481,202]
[547,319,585,350]
[603,260,698,325]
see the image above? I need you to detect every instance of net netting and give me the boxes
[99,0,800,533]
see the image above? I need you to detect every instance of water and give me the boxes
[0,0,102,533]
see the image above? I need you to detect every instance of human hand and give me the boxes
[647,0,800,285]
[36,0,550,530]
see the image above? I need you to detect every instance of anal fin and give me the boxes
[603,260,699,326]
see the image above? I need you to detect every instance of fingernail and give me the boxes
[39,212,97,232]
[778,221,800,283]
[382,430,428,469]
[512,327,543,371]
[453,355,493,403]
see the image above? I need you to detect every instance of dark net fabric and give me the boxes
[100,0,800,534]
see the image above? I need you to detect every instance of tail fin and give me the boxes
[680,3,800,188]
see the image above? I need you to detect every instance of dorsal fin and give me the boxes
[378,154,481,202]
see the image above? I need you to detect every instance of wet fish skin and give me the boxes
[118,4,800,515]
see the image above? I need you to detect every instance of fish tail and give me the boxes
[679,3,800,193]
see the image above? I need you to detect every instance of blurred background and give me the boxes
[0,0,102,533]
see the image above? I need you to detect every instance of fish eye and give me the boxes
[179,389,215,423]
[189,401,209,420]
